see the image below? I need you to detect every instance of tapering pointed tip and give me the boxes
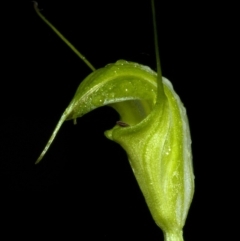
[34,109,70,165]
[35,154,43,164]
[35,143,51,164]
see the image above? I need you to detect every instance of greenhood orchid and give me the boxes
[34,1,194,241]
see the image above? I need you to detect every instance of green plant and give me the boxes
[34,1,194,240]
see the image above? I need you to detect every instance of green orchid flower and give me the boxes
[34,1,194,241]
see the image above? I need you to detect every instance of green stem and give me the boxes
[151,0,164,98]
[33,1,96,71]
[164,231,184,241]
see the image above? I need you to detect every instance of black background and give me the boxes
[1,0,227,240]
